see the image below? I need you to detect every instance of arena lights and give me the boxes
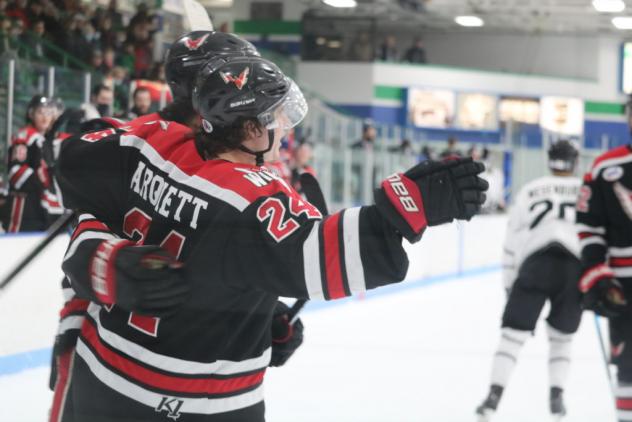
[455,15,485,27]
[613,16,632,29]
[322,0,357,7]
[592,0,625,13]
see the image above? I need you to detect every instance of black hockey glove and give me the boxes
[90,240,189,317]
[582,277,627,319]
[270,301,304,367]
[374,158,488,243]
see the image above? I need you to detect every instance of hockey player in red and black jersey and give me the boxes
[2,95,64,232]
[476,140,583,421]
[54,54,487,421]
[48,31,307,421]
[577,97,632,422]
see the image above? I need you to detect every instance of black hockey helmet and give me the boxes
[192,55,308,165]
[548,139,579,173]
[165,31,260,100]
[26,95,63,124]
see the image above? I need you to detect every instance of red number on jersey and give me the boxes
[289,197,322,219]
[577,185,592,213]
[257,197,300,242]
[122,208,187,337]
[80,128,116,143]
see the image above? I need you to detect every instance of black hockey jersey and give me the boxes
[577,145,632,292]
[3,125,62,232]
[56,119,409,418]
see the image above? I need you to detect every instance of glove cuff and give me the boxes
[579,263,614,293]
[374,173,427,243]
[90,239,134,304]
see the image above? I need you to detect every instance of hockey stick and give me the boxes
[594,314,616,395]
[182,0,214,31]
[286,173,330,325]
[0,211,74,290]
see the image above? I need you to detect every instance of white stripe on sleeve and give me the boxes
[303,222,324,300]
[342,207,366,294]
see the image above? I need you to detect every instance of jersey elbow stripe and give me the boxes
[579,264,614,292]
[64,231,117,262]
[70,219,111,241]
[576,224,606,235]
[9,165,33,189]
[303,209,366,300]
[580,237,607,248]
[342,207,366,294]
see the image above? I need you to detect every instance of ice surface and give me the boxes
[0,270,615,422]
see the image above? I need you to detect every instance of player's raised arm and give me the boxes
[188,157,487,301]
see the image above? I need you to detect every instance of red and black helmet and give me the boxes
[164,31,259,100]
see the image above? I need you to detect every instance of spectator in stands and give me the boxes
[125,86,152,119]
[98,15,116,50]
[21,18,46,58]
[348,31,373,62]
[351,120,377,150]
[403,37,427,64]
[106,0,123,31]
[0,17,12,54]
[290,140,316,193]
[420,145,434,162]
[388,138,415,156]
[9,17,24,45]
[90,49,104,71]
[81,83,113,119]
[377,35,398,62]
[117,41,135,75]
[440,136,463,159]
[102,46,115,72]
[6,0,28,28]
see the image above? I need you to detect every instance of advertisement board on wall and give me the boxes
[540,96,584,135]
[407,88,455,128]
[455,93,498,130]
[622,42,632,94]
[499,97,540,124]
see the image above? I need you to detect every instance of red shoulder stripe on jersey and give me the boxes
[9,164,30,187]
[59,298,90,319]
[199,162,296,205]
[322,213,346,300]
[592,145,632,170]
[81,319,266,396]
[71,219,110,241]
[617,398,632,411]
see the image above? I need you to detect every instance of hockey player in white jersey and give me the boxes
[476,140,583,421]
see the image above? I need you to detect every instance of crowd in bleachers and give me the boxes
[0,0,164,87]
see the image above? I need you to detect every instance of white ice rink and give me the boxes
[0,216,617,421]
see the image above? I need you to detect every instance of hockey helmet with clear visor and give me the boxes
[192,55,308,164]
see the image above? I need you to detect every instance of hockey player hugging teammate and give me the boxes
[54,50,488,420]
[477,140,583,421]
